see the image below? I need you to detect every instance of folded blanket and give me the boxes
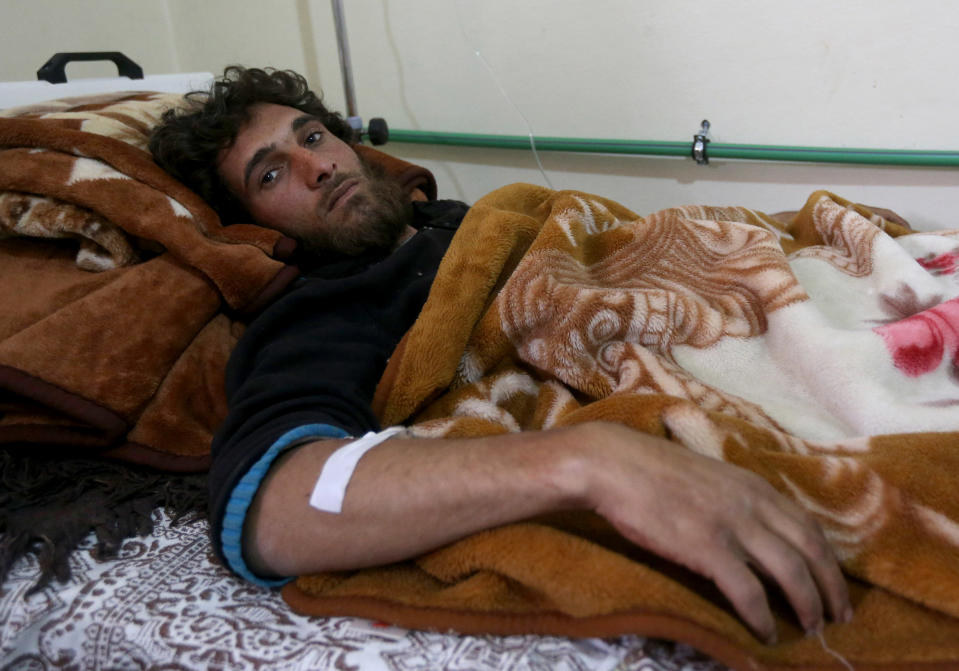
[0,92,295,469]
[0,91,436,470]
[285,186,959,671]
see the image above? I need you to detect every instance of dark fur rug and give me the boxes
[0,448,207,593]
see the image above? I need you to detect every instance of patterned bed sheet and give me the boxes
[0,510,728,671]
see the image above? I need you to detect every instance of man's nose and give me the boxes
[296,149,335,186]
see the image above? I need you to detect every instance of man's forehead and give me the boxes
[235,104,320,151]
[251,103,322,127]
[217,104,323,190]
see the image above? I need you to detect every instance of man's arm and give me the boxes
[246,421,850,644]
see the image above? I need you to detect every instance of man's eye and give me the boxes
[261,169,279,185]
[305,131,322,145]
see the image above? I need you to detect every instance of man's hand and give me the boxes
[573,422,851,643]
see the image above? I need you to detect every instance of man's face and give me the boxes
[217,102,411,256]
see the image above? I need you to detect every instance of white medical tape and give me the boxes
[308,426,406,513]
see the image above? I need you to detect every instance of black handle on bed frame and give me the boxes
[37,52,144,84]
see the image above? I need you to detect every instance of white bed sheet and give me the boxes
[0,510,728,671]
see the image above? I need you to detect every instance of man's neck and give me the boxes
[391,225,418,251]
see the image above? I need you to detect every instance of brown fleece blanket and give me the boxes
[284,185,959,671]
[0,91,435,470]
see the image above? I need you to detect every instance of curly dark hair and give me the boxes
[149,66,353,224]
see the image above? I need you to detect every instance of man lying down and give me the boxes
[149,65,851,646]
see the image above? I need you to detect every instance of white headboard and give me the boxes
[0,72,213,109]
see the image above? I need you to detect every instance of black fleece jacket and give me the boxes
[208,199,469,563]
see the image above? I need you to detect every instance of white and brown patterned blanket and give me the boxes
[285,185,959,671]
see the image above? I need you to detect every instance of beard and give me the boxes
[295,157,414,258]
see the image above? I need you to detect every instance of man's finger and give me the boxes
[758,499,851,624]
[707,552,778,644]
[741,525,824,634]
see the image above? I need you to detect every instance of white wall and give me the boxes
[2,0,956,229]
[0,0,178,80]
[307,0,959,230]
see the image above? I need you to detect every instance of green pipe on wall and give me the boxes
[388,129,959,168]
